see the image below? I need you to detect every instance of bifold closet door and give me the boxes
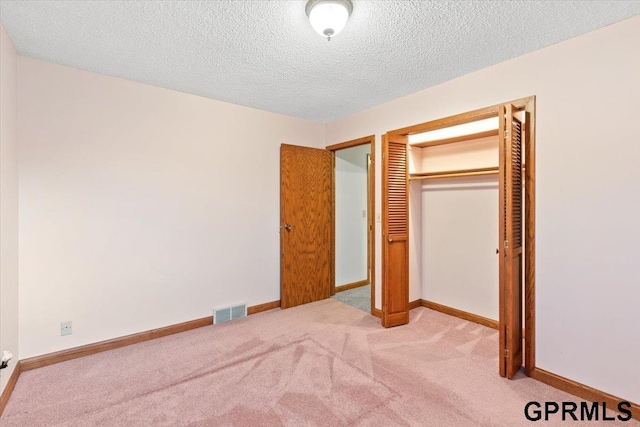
[381,133,409,328]
[280,144,333,309]
[499,105,524,378]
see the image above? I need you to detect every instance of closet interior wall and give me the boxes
[408,110,527,324]
[410,135,500,320]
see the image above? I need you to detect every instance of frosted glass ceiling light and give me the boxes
[306,0,353,41]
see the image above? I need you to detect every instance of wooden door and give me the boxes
[280,144,333,309]
[499,105,524,378]
[381,133,409,327]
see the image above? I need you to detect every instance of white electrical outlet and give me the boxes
[61,321,72,336]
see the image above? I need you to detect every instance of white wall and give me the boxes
[0,23,19,394]
[17,57,325,358]
[335,144,369,286]
[407,147,423,305]
[326,16,640,403]
[418,137,499,320]
[421,177,499,320]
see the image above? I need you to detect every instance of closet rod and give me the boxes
[410,166,498,181]
[409,164,527,181]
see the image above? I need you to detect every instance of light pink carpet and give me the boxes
[2,299,637,426]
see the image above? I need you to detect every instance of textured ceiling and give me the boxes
[1,1,640,122]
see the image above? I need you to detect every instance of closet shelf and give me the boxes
[409,129,498,148]
[410,166,498,181]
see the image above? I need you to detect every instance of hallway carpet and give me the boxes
[332,284,370,313]
[2,300,636,426]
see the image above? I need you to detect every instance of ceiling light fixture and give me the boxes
[305,0,353,41]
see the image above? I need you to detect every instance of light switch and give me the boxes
[376,213,382,223]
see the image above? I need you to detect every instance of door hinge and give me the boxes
[504,130,509,139]
[504,240,509,249]
[504,349,509,358]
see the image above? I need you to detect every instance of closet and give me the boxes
[381,97,535,379]
[410,122,501,323]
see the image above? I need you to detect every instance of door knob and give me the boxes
[388,236,393,243]
[284,223,292,231]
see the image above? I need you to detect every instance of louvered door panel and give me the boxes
[511,119,523,248]
[499,105,524,378]
[382,133,409,328]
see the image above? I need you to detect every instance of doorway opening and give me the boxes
[327,136,375,315]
